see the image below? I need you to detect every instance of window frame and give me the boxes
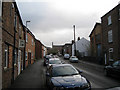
[108,30,113,43]
[108,15,112,25]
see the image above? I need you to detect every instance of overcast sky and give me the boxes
[16,0,120,47]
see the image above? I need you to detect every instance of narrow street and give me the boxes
[10,60,47,89]
[10,58,120,89]
[60,58,120,89]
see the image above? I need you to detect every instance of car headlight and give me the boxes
[81,83,90,88]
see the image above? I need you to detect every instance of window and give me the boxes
[12,2,14,9]
[108,16,112,25]
[25,51,28,60]
[95,34,101,42]
[19,23,22,37]
[26,34,28,42]
[108,30,113,43]
[32,52,33,59]
[4,45,9,68]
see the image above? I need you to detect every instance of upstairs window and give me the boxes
[108,16,112,25]
[19,23,22,37]
[32,39,34,45]
[108,30,113,43]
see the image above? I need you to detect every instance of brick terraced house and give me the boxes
[25,27,35,67]
[2,1,25,88]
[101,4,120,65]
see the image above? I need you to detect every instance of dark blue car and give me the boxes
[46,64,91,90]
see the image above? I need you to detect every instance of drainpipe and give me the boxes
[12,10,16,83]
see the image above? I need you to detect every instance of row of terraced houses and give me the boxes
[89,3,120,65]
[0,1,47,89]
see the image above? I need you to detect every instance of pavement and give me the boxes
[9,60,47,89]
[78,60,105,72]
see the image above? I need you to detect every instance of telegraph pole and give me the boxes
[73,25,76,56]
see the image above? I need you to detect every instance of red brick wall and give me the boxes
[26,31,35,67]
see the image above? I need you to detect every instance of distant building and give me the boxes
[101,4,120,65]
[89,23,103,64]
[72,37,90,57]
[63,43,72,56]
[35,39,42,60]
[52,45,63,55]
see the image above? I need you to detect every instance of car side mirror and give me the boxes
[76,68,83,74]
[46,73,50,76]
[78,70,83,74]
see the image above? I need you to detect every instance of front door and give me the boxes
[18,50,21,75]
[28,52,31,64]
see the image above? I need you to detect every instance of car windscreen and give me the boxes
[52,66,79,77]
[49,60,61,64]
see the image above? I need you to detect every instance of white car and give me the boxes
[64,54,70,59]
[47,58,62,68]
[69,56,78,63]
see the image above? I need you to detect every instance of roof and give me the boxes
[89,22,101,37]
[101,3,120,18]
[72,37,90,52]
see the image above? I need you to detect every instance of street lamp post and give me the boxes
[73,25,76,56]
[26,21,30,28]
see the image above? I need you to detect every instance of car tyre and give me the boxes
[104,69,109,76]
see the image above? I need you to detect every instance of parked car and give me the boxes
[104,60,120,78]
[46,64,91,90]
[64,54,70,59]
[47,58,63,67]
[44,55,52,66]
[69,56,79,63]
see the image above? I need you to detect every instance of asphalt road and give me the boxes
[60,58,120,89]
[10,58,120,90]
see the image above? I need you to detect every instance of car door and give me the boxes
[46,67,52,86]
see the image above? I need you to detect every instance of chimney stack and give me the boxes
[77,37,80,41]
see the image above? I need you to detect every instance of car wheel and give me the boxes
[104,69,109,76]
